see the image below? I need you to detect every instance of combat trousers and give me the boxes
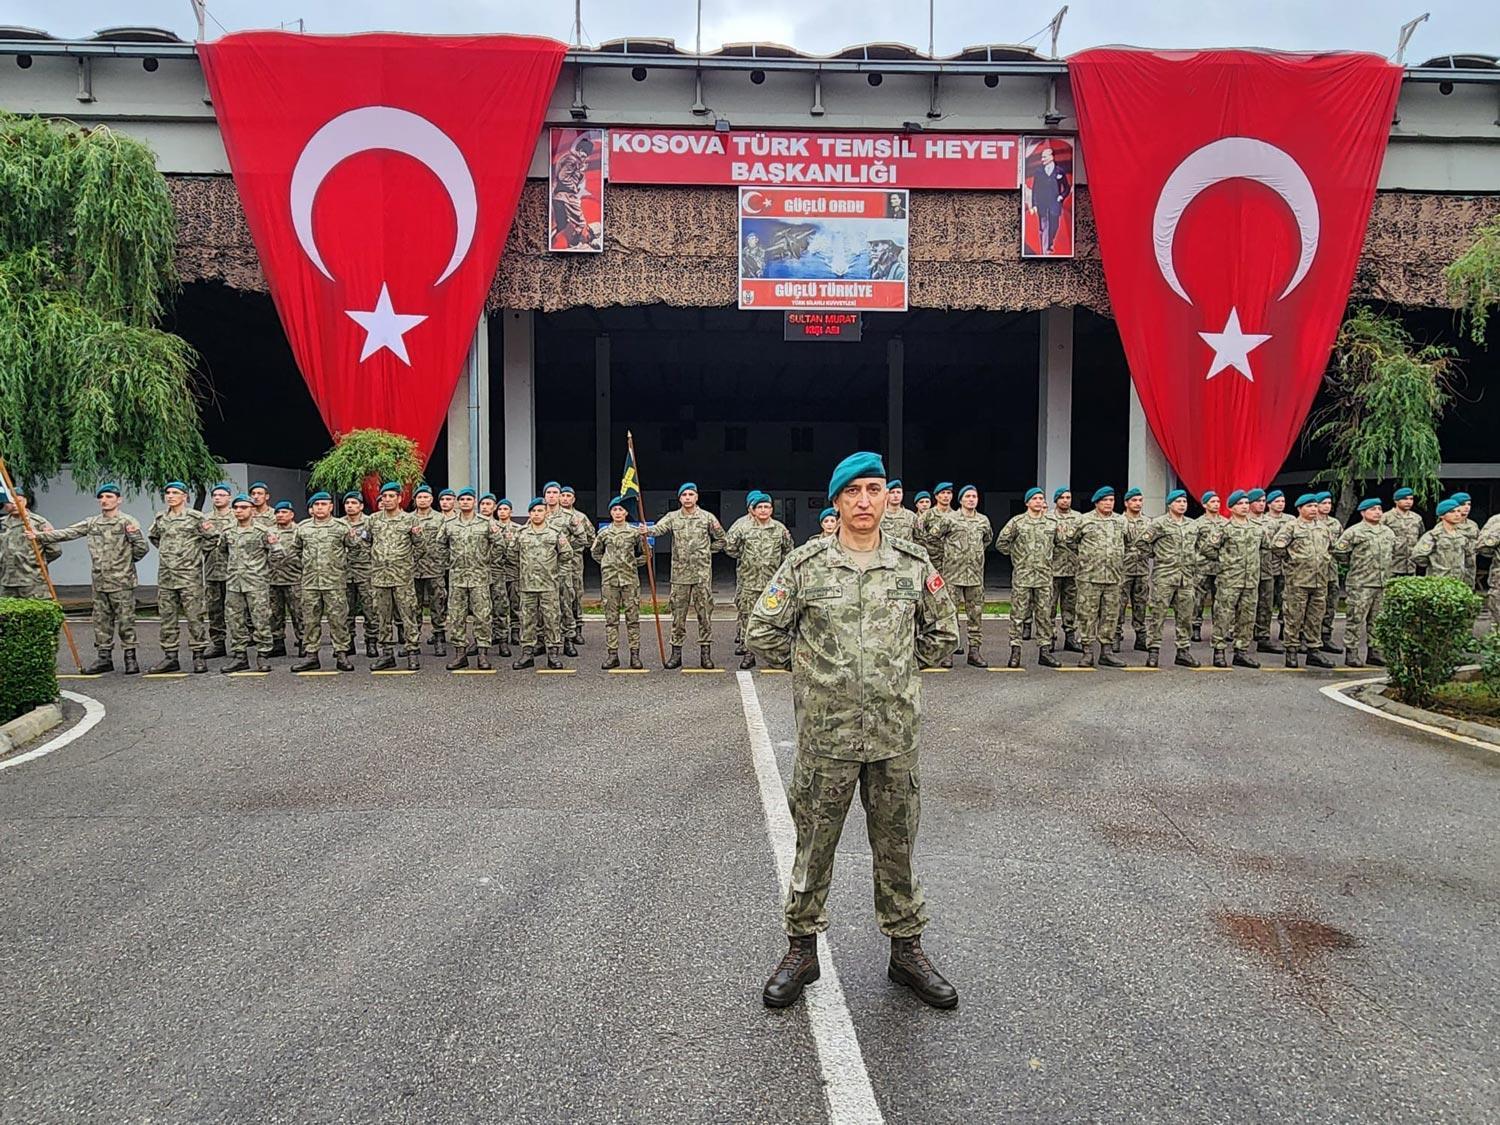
[519,587,562,649]
[300,586,350,653]
[92,588,137,649]
[1211,583,1257,652]
[571,557,585,626]
[784,749,927,940]
[1010,584,1054,647]
[1194,573,1218,630]
[205,578,227,649]
[1282,584,1327,655]
[2,583,50,599]
[1147,577,1195,651]
[372,583,420,653]
[344,578,376,652]
[157,583,207,654]
[1322,579,1340,638]
[602,581,640,651]
[558,572,577,638]
[1254,575,1284,642]
[1344,585,1384,656]
[1052,575,1077,634]
[953,583,983,650]
[488,581,510,642]
[1116,574,1149,642]
[505,579,521,634]
[1076,581,1121,647]
[446,583,492,648]
[225,586,272,656]
[415,576,448,637]
[669,580,713,646]
[269,584,304,648]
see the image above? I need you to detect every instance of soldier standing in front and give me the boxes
[290,491,354,672]
[341,492,378,659]
[202,482,235,657]
[592,496,649,669]
[267,501,305,657]
[748,452,959,1011]
[995,487,1060,668]
[1334,498,1396,667]
[1049,487,1082,651]
[1060,486,1129,667]
[361,482,424,671]
[1117,487,1151,653]
[441,488,500,670]
[513,497,573,669]
[723,490,793,670]
[1198,490,1263,668]
[1272,494,1337,668]
[645,483,725,669]
[1381,487,1424,579]
[410,484,451,657]
[146,481,216,673]
[215,493,282,673]
[1140,489,1201,668]
[934,485,992,667]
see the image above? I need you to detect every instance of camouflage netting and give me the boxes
[168,176,1500,314]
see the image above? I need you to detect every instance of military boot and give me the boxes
[1146,648,1160,668]
[940,653,954,669]
[664,645,683,669]
[1234,651,1260,669]
[563,638,578,658]
[574,626,586,646]
[248,650,271,672]
[602,649,620,670]
[1134,634,1149,652]
[1175,648,1200,668]
[734,638,747,656]
[545,646,563,670]
[497,639,511,658]
[291,654,320,672]
[191,654,208,674]
[1078,644,1096,668]
[1307,650,1335,669]
[1064,631,1084,653]
[1007,645,1022,669]
[269,639,286,658]
[1319,634,1343,654]
[219,651,249,674]
[1021,622,1032,641]
[365,636,379,659]
[406,649,421,671]
[295,640,306,658]
[433,630,447,658]
[967,647,988,668]
[1285,652,1300,668]
[446,650,469,671]
[512,650,535,670]
[1257,637,1285,654]
[1192,624,1203,642]
[334,654,354,671]
[1099,644,1125,668]
[1213,648,1228,668]
[762,935,820,1008]
[700,645,715,670]
[476,648,492,671]
[205,641,227,660]
[467,640,479,657]
[629,648,643,670]
[888,937,958,1009]
[370,649,397,671]
[740,652,756,670]
[1037,647,1061,668]
[121,649,139,675]
[146,653,179,675]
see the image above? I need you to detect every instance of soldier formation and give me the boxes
[1,476,1495,678]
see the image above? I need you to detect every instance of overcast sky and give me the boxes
[10,0,1499,60]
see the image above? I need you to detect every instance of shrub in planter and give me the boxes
[1372,577,1483,707]
[1477,629,1500,696]
[0,598,64,725]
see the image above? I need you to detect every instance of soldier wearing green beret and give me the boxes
[359,483,424,671]
[441,488,500,670]
[593,496,650,669]
[560,486,595,648]
[644,483,725,669]
[290,492,354,671]
[1140,490,1200,668]
[1049,487,1082,652]
[513,497,572,669]
[882,480,917,542]
[1253,489,1290,653]
[1450,493,1480,589]
[1198,491,1263,667]
[749,452,959,1012]
[1059,486,1129,667]
[410,484,451,658]
[340,493,379,660]
[1272,495,1337,668]
[1315,493,1344,654]
[995,487,1060,667]
[915,482,955,578]
[267,501,305,658]
[1381,488,1424,578]
[1411,499,1470,580]
[1333,499,1396,666]
[212,494,283,672]
[146,481,216,674]
[1116,487,1151,653]
[202,483,236,657]
[0,487,60,600]
[1191,491,1223,643]
[932,485,992,667]
[724,490,793,670]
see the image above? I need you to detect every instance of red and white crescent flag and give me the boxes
[198,32,566,458]
[1068,49,1402,499]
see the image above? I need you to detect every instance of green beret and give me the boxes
[1122,487,1142,501]
[1227,490,1249,507]
[1451,491,1471,504]
[1091,486,1114,504]
[914,491,932,503]
[1357,498,1382,512]
[95,482,121,497]
[610,495,629,510]
[886,479,902,490]
[828,452,886,499]
[1267,489,1284,502]
[379,481,401,495]
[1053,486,1069,502]
[439,488,455,498]
[495,496,510,507]
[1315,491,1332,502]
[307,491,331,503]
[746,490,771,506]
[1024,487,1044,502]
[1166,489,1188,504]
[1436,499,1459,516]
[232,493,252,506]
[414,483,432,496]
[1295,493,1319,509]
[480,492,497,503]
[678,481,698,496]
[561,485,575,496]
[163,480,188,493]
[543,480,561,492]
[1247,488,1266,502]
[1200,491,1217,505]
[457,487,476,498]
[958,484,977,500]
[1393,487,1413,500]
[273,500,294,512]
[933,481,954,495]
[249,480,269,491]
[821,506,838,522]
[342,491,362,504]
[212,481,233,494]
[529,497,546,511]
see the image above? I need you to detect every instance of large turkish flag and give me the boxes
[1068,49,1401,498]
[198,32,566,458]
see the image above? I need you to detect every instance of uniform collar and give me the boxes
[825,532,896,571]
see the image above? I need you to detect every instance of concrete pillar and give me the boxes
[887,336,904,477]
[1127,381,1173,516]
[595,335,611,518]
[502,309,536,506]
[1036,306,1073,491]
[446,315,490,490]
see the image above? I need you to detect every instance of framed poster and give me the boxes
[1021,135,1075,259]
[738,187,908,312]
[548,127,605,253]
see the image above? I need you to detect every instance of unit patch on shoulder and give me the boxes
[761,583,786,611]
[925,572,945,594]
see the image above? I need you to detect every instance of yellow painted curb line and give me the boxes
[608,668,649,674]
[143,673,189,679]
[535,668,577,675]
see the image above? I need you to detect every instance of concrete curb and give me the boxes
[0,702,65,756]
[1322,676,1500,756]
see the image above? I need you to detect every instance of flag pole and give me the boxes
[627,430,668,665]
[0,455,83,671]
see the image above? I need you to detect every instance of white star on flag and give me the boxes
[1198,307,1272,383]
[345,283,427,365]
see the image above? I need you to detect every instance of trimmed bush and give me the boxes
[1477,630,1500,696]
[0,598,64,725]
[1373,577,1483,707]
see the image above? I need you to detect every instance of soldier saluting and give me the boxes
[748,452,959,1011]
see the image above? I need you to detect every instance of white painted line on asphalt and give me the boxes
[0,691,105,772]
[736,671,885,1125]
[1321,677,1500,756]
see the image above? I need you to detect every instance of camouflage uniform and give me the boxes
[562,506,595,635]
[545,508,589,641]
[746,533,958,939]
[1200,517,1263,653]
[1457,517,1481,589]
[1333,520,1395,657]
[883,504,918,543]
[38,512,149,652]
[363,510,422,655]
[1272,519,1334,655]
[1050,507,1081,638]
[441,513,498,648]
[724,516,794,647]
[202,504,236,652]
[221,522,282,657]
[411,506,450,643]
[1382,507,1425,576]
[147,507,215,656]
[488,519,519,645]
[1192,514,1223,634]
[1141,514,1199,653]
[516,521,574,650]
[1117,511,1151,647]
[915,506,953,577]
[0,509,60,598]
[267,522,305,653]
[292,516,351,654]
[995,511,1056,651]
[592,522,648,652]
[933,510,992,654]
[1477,515,1500,627]
[1320,514,1344,643]
[1060,510,1128,652]
[1411,524,1471,580]
[342,515,377,655]
[650,507,726,647]
[1254,511,1292,644]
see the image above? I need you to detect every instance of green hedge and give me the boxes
[1372,577,1482,707]
[0,598,64,725]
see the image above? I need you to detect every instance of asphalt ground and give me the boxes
[1,619,1496,1123]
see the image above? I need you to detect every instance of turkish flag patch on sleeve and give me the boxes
[926,572,945,594]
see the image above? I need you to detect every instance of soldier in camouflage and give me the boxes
[497,498,523,648]
[915,482,955,577]
[560,486,595,647]
[724,490,794,669]
[813,507,839,542]
[1059,486,1130,667]
[1117,487,1151,653]
[1271,494,1337,668]
[539,483,581,652]
[1412,498,1472,580]
[929,485,992,667]
[1049,487,1082,651]
[1140,489,1201,668]
[441,488,500,670]
[1191,491,1223,643]
[1333,498,1396,667]
[438,488,457,520]
[513,497,573,670]
[1316,493,1345,654]
[410,484,451,657]
[726,498,757,655]
[913,491,932,517]
[995,487,1060,668]
[267,501,305,658]
[0,486,60,599]
[214,493,283,672]
[146,481,216,674]
[1253,489,1290,654]
[1477,511,1500,630]
[1381,487,1425,577]
[592,496,650,669]
[202,483,235,657]
[288,491,354,672]
[34,483,149,675]
[646,483,725,669]
[359,482,424,671]
[882,479,918,542]
[1450,492,1480,588]
[1198,490,1263,668]
[248,481,275,527]
[340,492,378,659]
[749,451,959,1012]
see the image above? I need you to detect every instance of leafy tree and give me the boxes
[1446,216,1500,347]
[0,111,218,491]
[308,428,424,501]
[1306,306,1458,511]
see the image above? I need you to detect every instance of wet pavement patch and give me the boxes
[1213,909,1359,1013]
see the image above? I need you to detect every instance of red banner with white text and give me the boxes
[1068,48,1401,499]
[198,32,566,457]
